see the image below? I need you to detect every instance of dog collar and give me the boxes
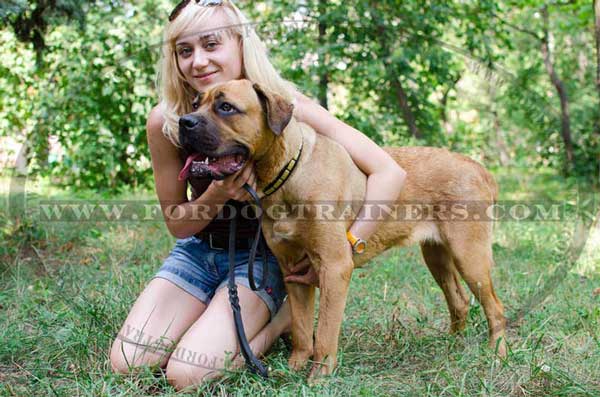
[262,135,303,197]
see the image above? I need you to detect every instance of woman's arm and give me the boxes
[293,92,407,242]
[146,105,256,238]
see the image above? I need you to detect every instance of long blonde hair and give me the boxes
[157,0,298,147]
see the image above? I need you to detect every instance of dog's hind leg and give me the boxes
[445,227,507,357]
[420,241,470,333]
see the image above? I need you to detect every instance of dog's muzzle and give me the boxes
[177,113,249,181]
[178,114,220,151]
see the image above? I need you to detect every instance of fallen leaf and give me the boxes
[58,242,74,252]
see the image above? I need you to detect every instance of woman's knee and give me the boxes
[165,351,226,390]
[109,334,172,374]
[110,339,137,374]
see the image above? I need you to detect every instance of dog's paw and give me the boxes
[307,360,334,385]
[490,336,508,359]
[288,350,311,371]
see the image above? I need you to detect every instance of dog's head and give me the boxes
[177,79,294,181]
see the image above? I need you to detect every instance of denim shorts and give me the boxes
[154,236,287,320]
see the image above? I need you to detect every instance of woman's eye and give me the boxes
[205,41,218,50]
[178,47,192,57]
[219,102,235,113]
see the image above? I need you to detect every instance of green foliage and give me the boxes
[1,1,170,192]
[34,2,165,191]
[248,0,502,145]
[0,0,598,191]
[0,0,91,69]
[489,1,599,180]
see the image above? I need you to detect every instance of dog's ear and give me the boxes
[252,83,294,135]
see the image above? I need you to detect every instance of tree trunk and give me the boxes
[390,77,422,139]
[493,110,511,166]
[540,5,575,170]
[440,74,461,134]
[594,0,600,134]
[317,0,329,110]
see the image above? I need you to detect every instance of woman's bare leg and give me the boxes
[109,278,207,372]
[165,285,289,390]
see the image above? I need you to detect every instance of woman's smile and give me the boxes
[195,71,218,81]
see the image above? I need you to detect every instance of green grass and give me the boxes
[1,170,599,396]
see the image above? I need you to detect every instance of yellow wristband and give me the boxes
[346,231,367,254]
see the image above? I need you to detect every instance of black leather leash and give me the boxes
[227,182,270,378]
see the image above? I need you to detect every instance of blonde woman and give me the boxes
[109,0,406,390]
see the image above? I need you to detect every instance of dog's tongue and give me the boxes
[178,153,246,181]
[178,154,203,181]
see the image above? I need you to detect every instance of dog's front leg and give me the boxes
[308,243,354,381]
[284,282,316,371]
[263,218,316,371]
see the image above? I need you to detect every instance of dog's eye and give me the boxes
[192,101,199,110]
[219,102,236,113]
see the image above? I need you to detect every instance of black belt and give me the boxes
[196,232,255,250]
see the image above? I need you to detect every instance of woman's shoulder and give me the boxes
[146,104,165,135]
[146,104,179,156]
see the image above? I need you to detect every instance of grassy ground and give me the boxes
[0,169,599,396]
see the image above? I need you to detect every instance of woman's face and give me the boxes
[175,11,243,92]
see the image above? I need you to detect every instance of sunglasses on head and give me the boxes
[169,0,224,22]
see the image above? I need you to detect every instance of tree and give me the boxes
[0,0,90,70]
[0,0,168,191]
[594,0,600,136]
[491,0,597,178]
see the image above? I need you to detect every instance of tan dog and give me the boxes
[178,79,506,381]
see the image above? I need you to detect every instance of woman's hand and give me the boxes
[284,256,319,286]
[207,161,257,202]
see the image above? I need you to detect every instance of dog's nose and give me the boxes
[179,114,201,130]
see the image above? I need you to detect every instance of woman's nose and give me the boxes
[192,50,210,69]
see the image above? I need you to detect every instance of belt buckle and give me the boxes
[208,234,226,251]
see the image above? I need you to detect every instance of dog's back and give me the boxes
[351,146,498,267]
[385,147,498,204]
